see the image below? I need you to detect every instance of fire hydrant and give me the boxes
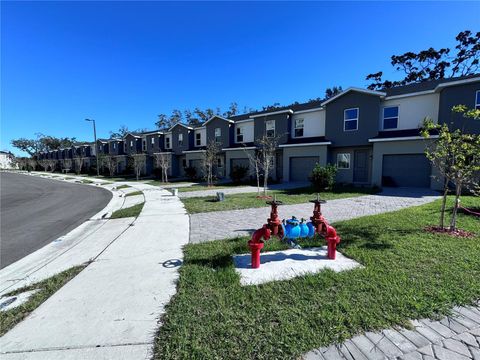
[310,194,328,235]
[248,225,271,268]
[325,225,341,260]
[266,196,283,236]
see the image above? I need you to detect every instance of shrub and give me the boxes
[230,165,248,184]
[310,163,337,190]
[184,166,197,180]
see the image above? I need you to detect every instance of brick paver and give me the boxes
[189,188,440,243]
[302,304,480,360]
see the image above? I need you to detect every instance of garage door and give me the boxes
[289,156,319,182]
[382,154,431,187]
[231,158,250,170]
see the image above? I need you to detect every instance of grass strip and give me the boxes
[116,184,131,190]
[182,185,379,214]
[0,266,86,336]
[125,190,143,197]
[110,202,144,218]
[153,196,480,359]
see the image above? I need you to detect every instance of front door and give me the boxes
[353,150,369,183]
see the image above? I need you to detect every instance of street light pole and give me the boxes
[85,118,100,176]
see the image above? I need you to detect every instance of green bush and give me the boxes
[230,165,249,184]
[310,163,337,190]
[184,166,197,180]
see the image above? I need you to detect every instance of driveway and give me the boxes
[189,188,440,243]
[0,172,112,268]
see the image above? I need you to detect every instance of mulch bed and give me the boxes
[424,226,476,238]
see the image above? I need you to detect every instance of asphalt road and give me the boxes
[0,173,112,269]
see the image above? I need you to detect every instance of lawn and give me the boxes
[181,185,379,213]
[116,184,131,190]
[153,196,480,359]
[174,183,249,193]
[125,190,143,197]
[110,202,144,218]
[0,266,86,336]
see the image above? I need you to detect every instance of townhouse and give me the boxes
[38,74,480,189]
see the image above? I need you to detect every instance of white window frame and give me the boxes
[142,139,147,151]
[195,132,202,146]
[123,142,127,152]
[344,108,359,132]
[113,142,116,149]
[476,90,480,110]
[151,137,155,145]
[294,118,304,137]
[130,140,134,149]
[178,133,184,146]
[266,120,275,137]
[165,136,171,149]
[215,128,222,143]
[336,153,351,169]
[383,106,399,130]
[236,126,244,143]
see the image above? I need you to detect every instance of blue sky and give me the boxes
[2,1,479,155]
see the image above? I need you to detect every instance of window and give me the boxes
[217,157,223,168]
[124,142,127,152]
[344,108,358,131]
[113,142,116,149]
[266,120,275,137]
[383,106,399,130]
[142,140,146,151]
[178,133,184,146]
[294,118,304,137]
[130,140,133,150]
[215,128,221,143]
[236,126,244,142]
[166,137,171,149]
[195,132,201,146]
[337,153,350,169]
[182,159,187,168]
[476,90,480,110]
[151,137,155,144]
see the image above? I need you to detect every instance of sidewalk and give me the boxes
[0,175,189,359]
[303,303,480,360]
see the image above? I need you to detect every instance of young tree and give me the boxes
[243,146,262,194]
[366,30,479,90]
[102,155,118,177]
[154,153,171,183]
[130,154,146,180]
[421,106,480,230]
[61,159,71,173]
[39,159,49,172]
[27,158,37,172]
[203,140,221,187]
[73,155,85,175]
[256,134,280,197]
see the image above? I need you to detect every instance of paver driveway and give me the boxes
[189,188,440,243]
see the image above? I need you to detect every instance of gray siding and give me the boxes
[325,92,381,147]
[146,133,163,154]
[438,81,480,134]
[171,125,191,155]
[206,117,232,148]
[329,146,372,185]
[253,113,290,145]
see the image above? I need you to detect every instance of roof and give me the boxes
[384,74,480,97]
[230,100,323,122]
[203,115,234,125]
[168,123,193,131]
[321,87,387,106]
[283,136,329,145]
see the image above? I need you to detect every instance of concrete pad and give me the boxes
[0,343,151,359]
[233,246,361,286]
[122,195,144,208]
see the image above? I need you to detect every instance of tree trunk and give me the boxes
[439,184,449,229]
[449,183,461,231]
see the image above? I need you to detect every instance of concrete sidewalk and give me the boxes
[0,175,189,359]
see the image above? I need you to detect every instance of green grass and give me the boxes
[153,196,480,359]
[182,185,379,214]
[125,190,143,197]
[116,184,131,190]
[81,179,94,184]
[110,202,144,218]
[175,183,250,193]
[0,266,86,336]
[147,180,198,187]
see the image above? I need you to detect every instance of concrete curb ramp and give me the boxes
[0,173,189,360]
